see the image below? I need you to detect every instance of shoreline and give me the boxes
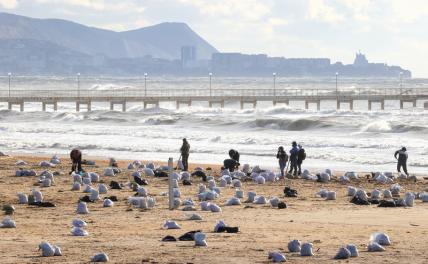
[2,152,425,178]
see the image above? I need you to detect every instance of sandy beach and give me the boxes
[1,154,428,264]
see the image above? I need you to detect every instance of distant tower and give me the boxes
[181,46,197,68]
[353,50,369,67]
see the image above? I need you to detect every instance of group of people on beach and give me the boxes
[276,142,306,178]
[68,138,410,177]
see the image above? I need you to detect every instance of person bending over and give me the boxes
[394,147,409,176]
[223,158,240,172]
[70,148,84,174]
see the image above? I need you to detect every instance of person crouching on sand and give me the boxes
[70,148,84,174]
[223,158,240,172]
[180,138,190,171]
[276,146,288,178]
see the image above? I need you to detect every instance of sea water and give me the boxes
[0,76,427,173]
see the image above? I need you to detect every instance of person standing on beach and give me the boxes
[70,148,84,174]
[276,146,288,178]
[180,138,190,171]
[288,142,299,177]
[297,144,306,176]
[394,147,409,176]
[229,149,240,163]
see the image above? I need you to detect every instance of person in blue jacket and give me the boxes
[288,141,299,177]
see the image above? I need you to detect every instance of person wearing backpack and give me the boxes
[297,144,306,176]
[276,146,288,178]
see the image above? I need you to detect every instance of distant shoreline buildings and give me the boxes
[0,12,411,77]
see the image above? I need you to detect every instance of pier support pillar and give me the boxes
[54,102,58,111]
[43,102,58,112]
[208,100,224,108]
[305,101,309,110]
[76,102,80,112]
[143,101,159,109]
[122,102,126,112]
[381,100,385,110]
[317,101,320,111]
[8,102,24,111]
[42,102,46,112]
[273,100,289,106]
[368,101,372,111]
[110,102,114,111]
[413,100,417,107]
[350,100,354,111]
[337,100,340,110]
[400,100,404,109]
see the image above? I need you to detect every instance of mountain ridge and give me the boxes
[0,12,218,60]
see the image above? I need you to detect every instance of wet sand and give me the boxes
[1,154,428,264]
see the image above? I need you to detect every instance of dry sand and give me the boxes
[1,154,428,264]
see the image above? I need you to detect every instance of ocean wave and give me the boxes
[247,118,332,131]
[360,120,427,133]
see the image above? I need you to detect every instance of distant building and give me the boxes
[181,46,197,68]
[353,51,369,67]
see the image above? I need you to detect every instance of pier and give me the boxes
[1,87,427,112]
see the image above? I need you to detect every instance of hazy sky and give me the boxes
[1,0,427,77]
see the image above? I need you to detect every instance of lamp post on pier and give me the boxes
[273,72,277,97]
[77,73,80,98]
[335,72,339,100]
[144,72,148,97]
[209,72,212,97]
[8,72,11,97]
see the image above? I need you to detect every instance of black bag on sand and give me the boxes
[109,181,122,189]
[284,187,298,198]
[134,176,148,186]
[378,200,396,207]
[350,196,370,205]
[216,226,239,233]
[277,202,287,209]
[28,201,56,207]
[162,235,177,242]
[178,230,201,241]
[154,170,168,177]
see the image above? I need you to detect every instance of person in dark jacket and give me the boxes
[297,144,306,176]
[288,141,299,177]
[223,158,240,172]
[394,147,408,176]
[180,138,190,171]
[229,149,240,162]
[276,146,288,178]
[70,148,83,174]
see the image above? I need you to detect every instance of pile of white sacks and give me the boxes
[39,242,62,257]
[347,184,416,207]
[128,196,156,210]
[71,219,89,236]
[316,189,337,200]
[367,232,391,252]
